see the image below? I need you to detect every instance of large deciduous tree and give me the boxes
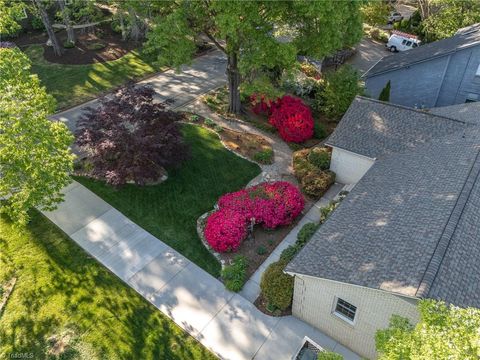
[376,300,480,359]
[0,48,74,225]
[145,1,362,114]
[32,0,63,56]
[57,0,75,45]
[422,0,480,40]
[75,84,190,186]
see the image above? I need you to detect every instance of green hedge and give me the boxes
[260,260,294,311]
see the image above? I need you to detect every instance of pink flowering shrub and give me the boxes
[268,96,314,143]
[204,209,248,252]
[204,182,305,252]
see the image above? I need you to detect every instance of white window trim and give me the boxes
[332,297,357,325]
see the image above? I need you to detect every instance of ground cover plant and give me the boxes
[76,124,260,276]
[0,211,215,360]
[76,84,189,186]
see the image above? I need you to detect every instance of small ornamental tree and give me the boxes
[269,96,314,143]
[0,48,74,225]
[76,84,189,186]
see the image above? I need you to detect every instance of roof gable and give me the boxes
[326,96,468,159]
[365,24,480,77]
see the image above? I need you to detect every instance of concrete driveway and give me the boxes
[346,37,390,74]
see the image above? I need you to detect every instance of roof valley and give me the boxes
[416,146,480,298]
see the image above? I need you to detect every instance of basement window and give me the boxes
[334,298,357,324]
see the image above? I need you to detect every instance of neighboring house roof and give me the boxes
[325,96,468,159]
[428,102,480,125]
[364,23,480,77]
[287,100,480,308]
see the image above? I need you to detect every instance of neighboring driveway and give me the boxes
[346,37,389,74]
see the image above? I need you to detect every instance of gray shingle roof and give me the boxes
[326,96,468,159]
[287,128,480,308]
[429,102,480,125]
[365,23,480,77]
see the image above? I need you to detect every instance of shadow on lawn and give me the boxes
[0,212,214,359]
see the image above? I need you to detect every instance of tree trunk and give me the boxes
[119,12,127,41]
[58,0,75,44]
[128,7,141,42]
[227,52,241,114]
[34,0,63,56]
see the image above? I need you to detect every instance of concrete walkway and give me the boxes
[43,181,359,360]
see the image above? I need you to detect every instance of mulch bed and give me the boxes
[46,24,137,64]
[255,294,292,317]
[224,222,296,279]
[181,112,273,164]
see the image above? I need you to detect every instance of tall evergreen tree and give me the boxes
[378,81,391,102]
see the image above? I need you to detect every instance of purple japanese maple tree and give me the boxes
[75,84,189,186]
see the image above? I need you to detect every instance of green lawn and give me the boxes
[0,211,216,360]
[76,125,261,276]
[24,45,160,110]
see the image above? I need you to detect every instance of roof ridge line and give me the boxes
[356,96,469,125]
[416,146,480,298]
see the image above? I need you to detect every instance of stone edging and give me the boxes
[196,209,227,270]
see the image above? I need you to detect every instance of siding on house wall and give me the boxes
[292,275,419,359]
[365,45,480,108]
[330,147,374,184]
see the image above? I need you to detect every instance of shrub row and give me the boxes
[204,181,305,252]
[260,193,348,312]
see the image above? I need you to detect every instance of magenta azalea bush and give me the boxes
[204,182,305,252]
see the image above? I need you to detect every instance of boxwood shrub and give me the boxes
[260,259,294,311]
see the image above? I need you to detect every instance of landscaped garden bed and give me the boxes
[0,211,215,359]
[182,112,274,165]
[75,123,261,276]
[197,181,313,291]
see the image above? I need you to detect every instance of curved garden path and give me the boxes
[180,99,297,187]
[46,50,359,360]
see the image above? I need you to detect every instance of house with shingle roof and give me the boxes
[364,23,480,108]
[286,96,480,359]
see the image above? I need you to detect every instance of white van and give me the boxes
[386,31,421,52]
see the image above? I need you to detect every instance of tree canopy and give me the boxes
[422,0,480,40]
[376,300,480,360]
[0,48,74,225]
[145,0,363,113]
[0,0,26,36]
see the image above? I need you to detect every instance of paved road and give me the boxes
[43,181,359,360]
